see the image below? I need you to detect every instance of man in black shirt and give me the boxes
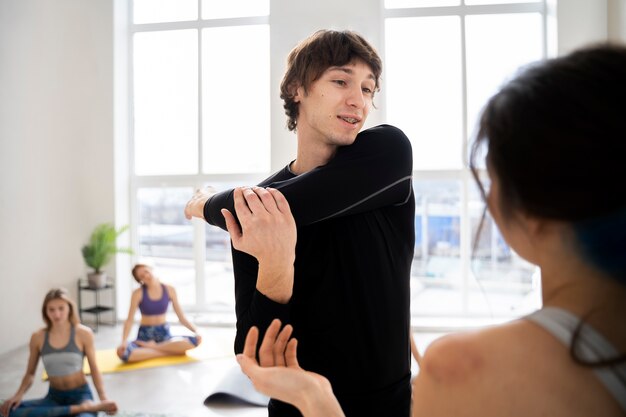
[185,30,414,417]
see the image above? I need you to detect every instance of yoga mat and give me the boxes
[43,338,233,379]
[204,363,269,407]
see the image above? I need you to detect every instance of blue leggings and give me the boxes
[7,384,95,417]
[120,323,199,362]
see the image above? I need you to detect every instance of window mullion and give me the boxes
[460,12,470,315]
[195,1,206,308]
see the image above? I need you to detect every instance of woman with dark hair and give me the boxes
[116,264,201,363]
[0,288,118,417]
[230,43,626,416]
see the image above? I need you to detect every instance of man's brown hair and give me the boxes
[280,30,382,131]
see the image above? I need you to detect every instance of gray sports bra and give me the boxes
[41,325,84,377]
[526,307,626,412]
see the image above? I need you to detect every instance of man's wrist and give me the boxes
[256,264,294,304]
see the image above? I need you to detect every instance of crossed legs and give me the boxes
[124,337,198,363]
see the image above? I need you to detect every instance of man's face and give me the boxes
[294,59,376,147]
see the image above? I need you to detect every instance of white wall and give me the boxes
[608,0,626,41]
[0,0,624,355]
[555,0,608,54]
[552,0,626,52]
[0,0,114,354]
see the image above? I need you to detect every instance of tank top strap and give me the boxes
[42,329,51,353]
[68,325,82,354]
[526,307,626,412]
[41,326,81,355]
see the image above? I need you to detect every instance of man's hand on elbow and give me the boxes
[223,187,296,264]
[224,187,297,304]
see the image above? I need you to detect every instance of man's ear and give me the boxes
[292,84,304,103]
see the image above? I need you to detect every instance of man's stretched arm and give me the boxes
[184,187,295,354]
[195,124,413,230]
[183,124,414,353]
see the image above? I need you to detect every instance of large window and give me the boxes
[127,0,547,322]
[130,0,269,314]
[385,0,546,318]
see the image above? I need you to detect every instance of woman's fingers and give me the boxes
[256,320,296,368]
[242,326,259,360]
[259,319,282,366]
[272,325,293,366]
[285,338,300,369]
[237,352,259,380]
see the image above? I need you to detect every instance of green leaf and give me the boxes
[81,223,133,272]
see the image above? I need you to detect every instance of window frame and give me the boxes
[123,0,550,321]
[382,0,549,319]
[128,1,270,313]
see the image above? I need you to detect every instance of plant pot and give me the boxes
[87,272,107,289]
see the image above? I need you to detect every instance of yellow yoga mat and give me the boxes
[42,340,233,380]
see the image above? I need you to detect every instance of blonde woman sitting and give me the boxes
[1,288,117,417]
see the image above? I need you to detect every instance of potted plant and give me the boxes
[82,223,133,288]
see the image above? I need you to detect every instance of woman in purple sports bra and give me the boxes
[116,264,202,363]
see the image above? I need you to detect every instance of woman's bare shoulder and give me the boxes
[31,328,46,343]
[75,323,94,337]
[423,319,540,372]
[412,320,544,416]
[163,284,178,300]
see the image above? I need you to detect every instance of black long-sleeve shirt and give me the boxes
[204,124,415,417]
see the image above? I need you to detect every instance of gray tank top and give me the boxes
[41,325,84,377]
[526,307,626,412]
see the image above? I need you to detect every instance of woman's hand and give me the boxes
[116,342,127,359]
[0,394,23,416]
[237,320,343,417]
